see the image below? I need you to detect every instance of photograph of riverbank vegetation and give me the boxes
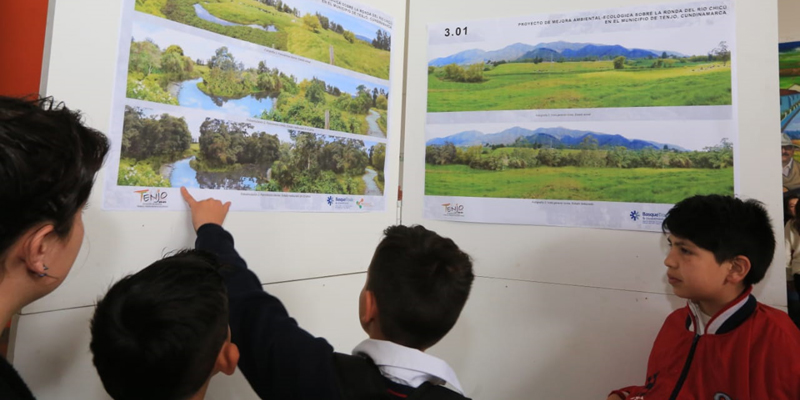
[424,124,733,204]
[118,106,386,195]
[134,0,392,79]
[125,22,389,136]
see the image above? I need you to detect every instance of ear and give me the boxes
[360,289,378,326]
[20,225,55,276]
[726,255,751,285]
[213,340,239,376]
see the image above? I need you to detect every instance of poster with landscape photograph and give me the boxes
[104,0,391,211]
[780,41,800,136]
[424,1,737,231]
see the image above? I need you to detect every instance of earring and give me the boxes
[37,265,49,278]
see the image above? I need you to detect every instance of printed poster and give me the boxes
[780,41,800,134]
[424,1,737,231]
[104,0,395,212]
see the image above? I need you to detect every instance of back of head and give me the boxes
[0,96,109,256]
[662,194,775,286]
[90,251,229,400]
[367,225,474,350]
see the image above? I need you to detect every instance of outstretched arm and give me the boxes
[181,188,341,399]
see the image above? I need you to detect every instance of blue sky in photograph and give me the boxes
[287,0,383,41]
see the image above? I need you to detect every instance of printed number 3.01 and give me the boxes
[444,27,468,37]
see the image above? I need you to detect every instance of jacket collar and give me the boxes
[685,286,757,335]
[353,339,464,394]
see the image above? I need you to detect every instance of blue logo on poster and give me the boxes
[326,196,333,206]
[630,211,640,221]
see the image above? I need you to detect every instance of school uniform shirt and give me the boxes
[352,339,464,395]
[610,287,800,400]
[195,223,342,399]
[0,356,35,400]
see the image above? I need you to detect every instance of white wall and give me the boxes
[10,0,785,399]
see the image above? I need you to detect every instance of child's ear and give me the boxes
[726,255,751,285]
[21,225,55,276]
[360,289,378,325]
[215,341,239,376]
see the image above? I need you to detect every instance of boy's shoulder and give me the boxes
[752,302,800,345]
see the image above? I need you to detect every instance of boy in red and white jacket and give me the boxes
[608,195,800,400]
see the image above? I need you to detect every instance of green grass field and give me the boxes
[425,164,733,204]
[427,61,732,112]
[136,0,390,79]
[780,51,800,89]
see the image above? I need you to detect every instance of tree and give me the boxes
[161,51,184,75]
[128,40,162,76]
[713,41,731,66]
[315,12,330,30]
[464,63,484,82]
[578,135,599,150]
[208,47,237,71]
[371,29,391,51]
[343,30,355,43]
[305,79,326,104]
[375,94,388,110]
[661,51,668,59]
[613,56,626,70]
[303,14,322,33]
[370,143,386,170]
[443,64,465,81]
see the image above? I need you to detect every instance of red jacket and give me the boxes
[612,287,800,400]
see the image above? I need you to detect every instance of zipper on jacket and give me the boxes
[669,334,700,400]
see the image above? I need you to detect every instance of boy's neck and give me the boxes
[187,379,211,400]
[696,284,748,317]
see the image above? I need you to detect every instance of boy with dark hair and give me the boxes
[608,195,800,400]
[90,250,240,400]
[181,188,474,399]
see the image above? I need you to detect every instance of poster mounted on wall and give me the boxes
[103,0,394,212]
[423,0,736,231]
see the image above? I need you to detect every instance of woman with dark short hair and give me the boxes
[0,96,109,399]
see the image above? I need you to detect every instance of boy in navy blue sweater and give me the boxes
[181,188,474,399]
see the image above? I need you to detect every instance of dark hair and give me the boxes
[0,96,109,256]
[90,250,229,400]
[366,225,474,350]
[662,195,775,286]
[784,193,799,224]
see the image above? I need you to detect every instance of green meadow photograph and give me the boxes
[426,40,732,112]
[424,124,733,204]
[134,0,392,79]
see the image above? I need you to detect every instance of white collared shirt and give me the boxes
[352,339,464,395]
[785,159,794,177]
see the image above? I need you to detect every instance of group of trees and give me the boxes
[258,0,300,16]
[437,62,485,83]
[261,78,387,135]
[127,40,200,104]
[371,30,391,51]
[426,138,734,171]
[197,47,298,99]
[121,106,191,161]
[196,120,385,195]
[297,9,390,53]
[198,119,281,167]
